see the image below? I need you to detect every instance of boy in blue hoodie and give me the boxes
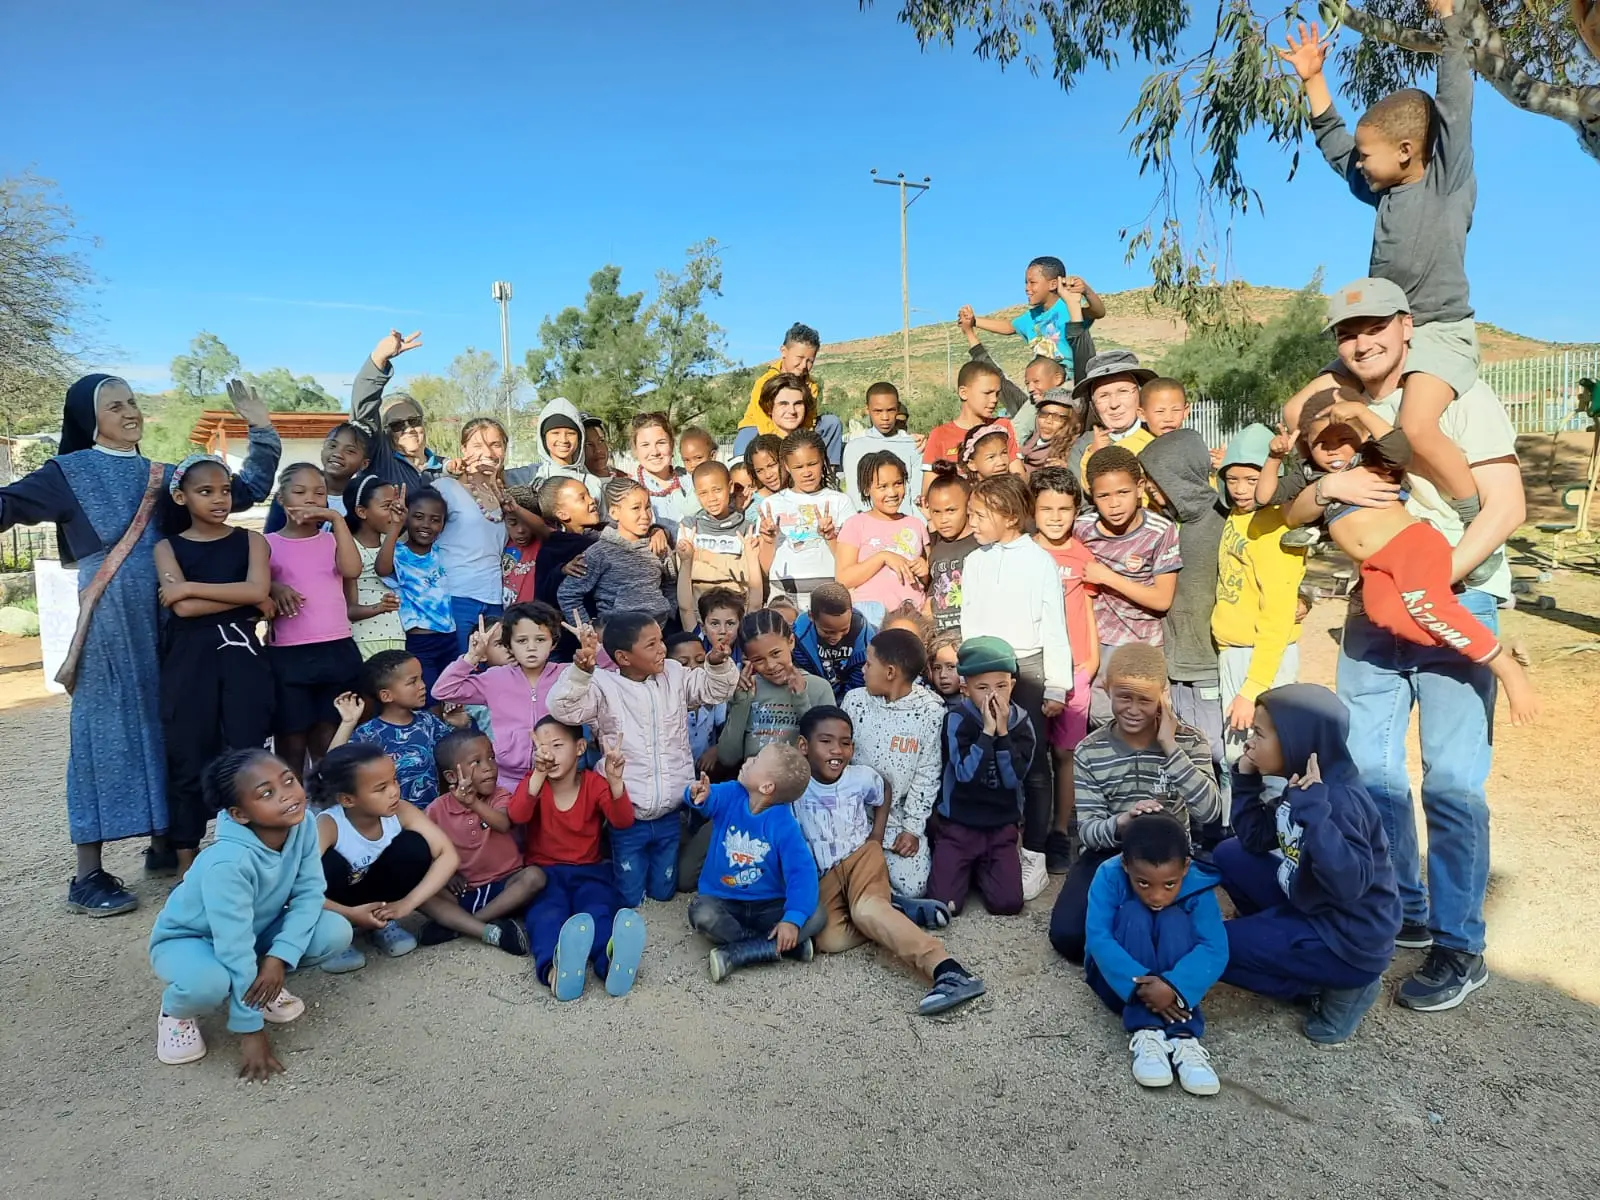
[1084,811,1225,1096]
[1216,683,1403,1042]
[148,749,353,1079]
[791,582,876,702]
[685,742,823,982]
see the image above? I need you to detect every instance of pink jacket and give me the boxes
[547,656,739,820]
[433,658,565,794]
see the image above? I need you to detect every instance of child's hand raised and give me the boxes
[818,513,838,542]
[688,771,712,806]
[735,661,757,693]
[465,614,491,664]
[531,742,557,777]
[1156,695,1179,750]
[1289,752,1322,791]
[1278,21,1331,80]
[759,509,778,542]
[333,691,365,726]
[564,612,600,671]
[1208,445,1226,471]
[440,703,470,729]
[705,640,731,667]
[769,920,800,953]
[601,737,627,786]
[677,532,697,563]
[993,695,1010,736]
[957,304,976,331]
[1267,422,1294,460]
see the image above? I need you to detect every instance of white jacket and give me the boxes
[960,535,1073,702]
[547,657,739,820]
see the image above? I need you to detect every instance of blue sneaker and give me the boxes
[319,945,368,974]
[369,920,417,957]
[604,908,647,997]
[66,870,138,917]
[1304,978,1383,1046]
[918,966,985,1016]
[1398,947,1488,1012]
[892,896,952,930]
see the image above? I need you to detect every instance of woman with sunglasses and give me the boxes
[351,329,445,493]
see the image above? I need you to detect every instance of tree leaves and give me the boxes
[170,332,240,400]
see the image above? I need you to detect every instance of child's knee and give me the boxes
[302,910,354,965]
[813,919,859,956]
[685,894,723,938]
[166,958,232,1012]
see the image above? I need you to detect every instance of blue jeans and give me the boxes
[1337,590,1496,954]
[1084,898,1205,1039]
[610,812,681,907]
[449,596,503,656]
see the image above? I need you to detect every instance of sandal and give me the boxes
[157,1012,207,1065]
[261,987,306,1024]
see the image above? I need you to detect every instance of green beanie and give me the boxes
[957,636,1017,678]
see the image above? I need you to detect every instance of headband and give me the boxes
[351,474,388,510]
[960,422,1011,463]
[169,453,229,498]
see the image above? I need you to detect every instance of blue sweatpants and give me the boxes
[525,862,620,984]
[1213,837,1382,1001]
[610,812,680,907]
[1085,898,1205,1039]
[151,909,352,1033]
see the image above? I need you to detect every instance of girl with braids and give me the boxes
[154,455,275,879]
[741,433,789,522]
[148,749,352,1077]
[311,743,462,972]
[757,429,858,612]
[557,478,675,629]
[342,473,406,659]
[716,609,835,767]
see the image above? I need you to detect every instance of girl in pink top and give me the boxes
[834,452,929,612]
[265,463,363,773]
[433,601,567,794]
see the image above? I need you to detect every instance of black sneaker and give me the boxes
[1395,921,1434,950]
[488,917,530,957]
[418,920,460,946]
[65,870,139,917]
[143,845,179,876]
[1044,830,1074,875]
[919,968,986,1016]
[1397,946,1488,1012]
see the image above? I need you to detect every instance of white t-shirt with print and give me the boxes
[761,487,860,584]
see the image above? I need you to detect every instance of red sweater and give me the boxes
[508,770,634,867]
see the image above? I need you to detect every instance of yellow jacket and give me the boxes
[1211,505,1307,701]
[736,362,823,438]
[1069,423,1155,486]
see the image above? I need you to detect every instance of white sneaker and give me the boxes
[261,987,305,1024]
[1169,1036,1220,1095]
[1128,1029,1173,1088]
[157,1012,207,1065]
[1020,848,1049,902]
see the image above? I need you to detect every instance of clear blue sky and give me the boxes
[3,0,1591,397]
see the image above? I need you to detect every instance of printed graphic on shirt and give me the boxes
[694,529,746,556]
[1216,523,1249,607]
[1272,802,1304,897]
[779,503,823,544]
[928,538,975,632]
[720,827,773,889]
[816,639,854,685]
[747,697,804,749]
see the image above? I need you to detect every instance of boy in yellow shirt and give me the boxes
[1211,425,1307,764]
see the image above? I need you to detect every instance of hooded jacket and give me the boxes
[504,397,607,500]
[433,658,567,793]
[1085,856,1227,1009]
[1230,684,1402,975]
[792,610,875,702]
[547,655,741,820]
[1212,425,1307,701]
[1140,429,1225,684]
[148,812,337,1033]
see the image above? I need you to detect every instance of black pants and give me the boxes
[1047,846,1119,963]
[161,618,275,849]
[1013,651,1055,853]
[323,830,432,906]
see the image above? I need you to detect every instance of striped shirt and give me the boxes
[1073,723,1221,852]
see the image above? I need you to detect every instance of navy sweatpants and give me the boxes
[525,862,620,984]
[1213,837,1382,1001]
[1085,897,1206,1038]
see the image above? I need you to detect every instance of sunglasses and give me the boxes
[387,417,425,432]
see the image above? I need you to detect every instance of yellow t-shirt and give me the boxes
[736,363,823,439]
[1212,505,1307,701]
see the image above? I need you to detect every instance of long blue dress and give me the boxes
[0,425,280,844]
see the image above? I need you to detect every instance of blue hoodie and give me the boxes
[792,610,876,702]
[148,812,331,1033]
[689,781,820,930]
[1230,683,1402,975]
[1085,856,1227,1010]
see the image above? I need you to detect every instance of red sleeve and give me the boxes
[590,772,635,830]
[923,426,953,466]
[507,774,538,824]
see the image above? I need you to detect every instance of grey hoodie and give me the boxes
[504,397,606,500]
[1140,429,1225,683]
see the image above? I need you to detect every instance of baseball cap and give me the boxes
[1324,278,1410,331]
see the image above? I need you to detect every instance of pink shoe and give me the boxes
[157,1013,207,1065]
[261,988,305,1024]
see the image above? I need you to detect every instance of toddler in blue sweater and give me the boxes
[1084,811,1225,1097]
[148,749,353,1079]
[685,742,822,983]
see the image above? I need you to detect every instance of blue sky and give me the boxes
[3,0,1591,398]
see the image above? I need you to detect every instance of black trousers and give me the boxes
[161,618,275,849]
[1047,846,1119,963]
[323,830,432,906]
[1013,651,1055,853]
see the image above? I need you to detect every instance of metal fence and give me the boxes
[1481,350,1599,434]
[1,525,58,571]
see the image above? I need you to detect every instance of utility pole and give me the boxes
[491,280,514,446]
[870,170,930,396]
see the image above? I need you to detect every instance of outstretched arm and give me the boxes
[1429,0,1475,195]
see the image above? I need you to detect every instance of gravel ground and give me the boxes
[2,588,1598,1199]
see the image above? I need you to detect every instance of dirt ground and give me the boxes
[2,557,1599,1200]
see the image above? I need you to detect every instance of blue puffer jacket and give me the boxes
[792,610,875,702]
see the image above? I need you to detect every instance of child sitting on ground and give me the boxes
[559,477,674,629]
[512,717,646,1000]
[334,650,460,810]
[420,729,547,954]
[928,637,1037,917]
[676,460,762,631]
[434,602,566,795]
[791,582,876,702]
[374,484,457,699]
[684,743,822,983]
[549,611,740,907]
[312,743,463,971]
[718,609,837,768]
[149,749,353,1077]
[1084,811,1224,1096]
[1049,644,1222,965]
[1284,391,1538,722]
[793,705,987,1016]
[842,628,947,904]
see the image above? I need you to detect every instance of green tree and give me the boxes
[642,239,732,428]
[170,331,240,399]
[241,367,339,412]
[870,0,1600,325]
[1157,274,1336,428]
[405,348,510,448]
[0,174,96,435]
[524,266,654,435]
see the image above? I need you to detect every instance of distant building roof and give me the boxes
[189,410,350,453]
